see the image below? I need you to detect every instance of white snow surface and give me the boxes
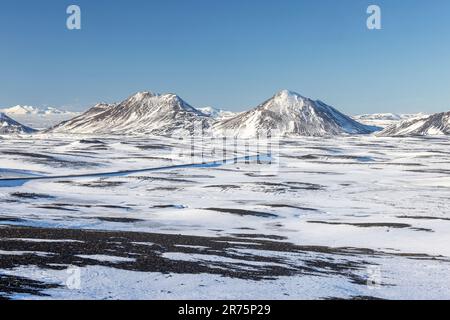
[0,134,450,299]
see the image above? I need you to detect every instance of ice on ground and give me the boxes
[1,134,450,299]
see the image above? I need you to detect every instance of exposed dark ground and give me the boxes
[0,224,447,299]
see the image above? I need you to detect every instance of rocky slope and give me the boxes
[378,111,450,136]
[213,90,379,137]
[0,113,36,134]
[49,92,211,135]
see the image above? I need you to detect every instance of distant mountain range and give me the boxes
[0,112,36,134]
[0,105,80,129]
[353,113,428,128]
[197,107,237,120]
[378,112,450,136]
[2,91,449,137]
[48,90,379,137]
[0,105,76,116]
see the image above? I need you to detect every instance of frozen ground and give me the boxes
[0,133,450,300]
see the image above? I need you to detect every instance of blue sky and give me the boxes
[1,0,449,114]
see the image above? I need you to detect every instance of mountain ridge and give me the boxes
[213,90,380,137]
[0,105,78,116]
[0,112,36,134]
[378,111,450,136]
[26,90,399,137]
[49,92,211,135]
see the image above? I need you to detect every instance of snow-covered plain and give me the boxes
[1,133,450,300]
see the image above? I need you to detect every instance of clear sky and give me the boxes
[1,0,449,115]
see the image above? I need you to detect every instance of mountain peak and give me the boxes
[127,92,187,105]
[271,90,310,107]
[128,91,156,102]
[276,89,297,96]
[1,105,38,115]
[274,90,306,99]
[214,90,378,137]
[50,91,212,135]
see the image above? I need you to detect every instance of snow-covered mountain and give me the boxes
[1,105,39,115]
[49,92,212,135]
[0,113,36,134]
[0,105,78,116]
[47,103,115,132]
[353,113,427,128]
[378,111,450,136]
[0,105,80,129]
[356,113,404,121]
[213,90,380,138]
[197,107,236,120]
